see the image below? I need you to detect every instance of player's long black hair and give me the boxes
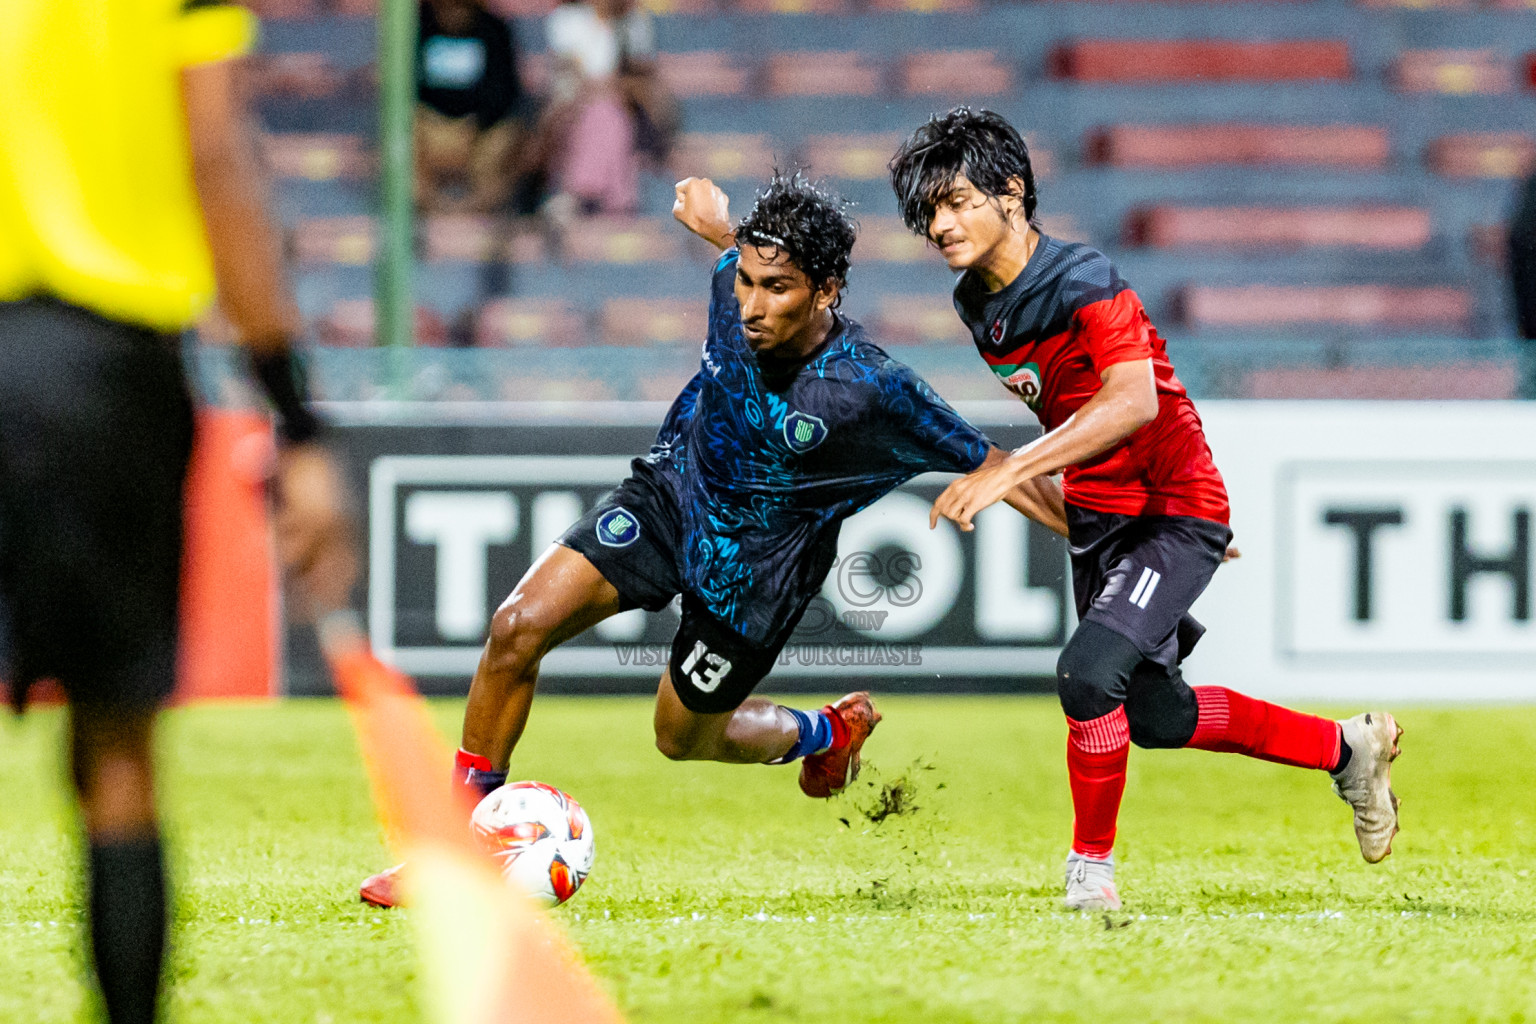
[888,106,1039,237]
[735,172,857,307]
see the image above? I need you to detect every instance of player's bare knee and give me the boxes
[485,602,557,674]
[653,725,701,761]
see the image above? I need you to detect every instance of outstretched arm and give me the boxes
[931,359,1157,531]
[673,176,735,251]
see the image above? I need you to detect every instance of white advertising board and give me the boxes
[1193,402,1536,702]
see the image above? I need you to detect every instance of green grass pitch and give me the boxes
[3,696,1535,1023]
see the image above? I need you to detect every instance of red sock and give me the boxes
[1186,687,1341,770]
[1066,707,1130,860]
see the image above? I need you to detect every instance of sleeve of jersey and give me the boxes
[177,2,258,68]
[709,248,739,315]
[877,361,992,475]
[1071,288,1154,376]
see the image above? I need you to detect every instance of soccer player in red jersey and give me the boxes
[889,108,1404,910]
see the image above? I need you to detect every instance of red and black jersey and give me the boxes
[953,235,1230,525]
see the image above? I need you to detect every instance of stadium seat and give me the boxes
[474,298,589,347]
[1360,0,1477,8]
[734,0,850,12]
[318,299,450,348]
[482,0,561,15]
[422,216,546,264]
[798,133,904,180]
[856,217,932,264]
[1176,285,1472,332]
[1125,206,1432,250]
[560,218,686,264]
[867,296,971,346]
[1390,50,1516,94]
[764,52,883,97]
[292,217,376,266]
[1244,363,1515,400]
[1426,133,1536,177]
[261,133,372,182]
[670,133,778,181]
[657,52,752,97]
[1050,40,1352,83]
[899,50,1013,97]
[1087,125,1390,169]
[868,0,978,11]
[249,53,347,100]
[244,0,321,18]
[640,0,719,12]
[598,298,707,346]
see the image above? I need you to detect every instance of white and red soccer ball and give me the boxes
[470,781,595,907]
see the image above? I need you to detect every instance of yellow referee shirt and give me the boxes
[0,0,257,332]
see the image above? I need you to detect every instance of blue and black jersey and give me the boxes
[637,248,992,643]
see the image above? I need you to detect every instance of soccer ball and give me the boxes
[470,781,595,907]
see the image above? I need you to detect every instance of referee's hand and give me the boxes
[271,443,357,622]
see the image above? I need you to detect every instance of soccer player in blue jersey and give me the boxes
[360,172,1066,906]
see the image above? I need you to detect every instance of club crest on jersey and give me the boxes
[783,411,828,453]
[989,318,1007,344]
[992,361,1043,409]
[596,507,640,548]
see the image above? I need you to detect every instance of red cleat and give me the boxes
[798,692,881,799]
[359,863,406,908]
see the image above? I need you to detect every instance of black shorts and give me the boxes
[0,298,194,712]
[1067,503,1232,672]
[558,462,804,714]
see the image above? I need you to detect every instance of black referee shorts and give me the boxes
[0,298,194,712]
[557,462,805,714]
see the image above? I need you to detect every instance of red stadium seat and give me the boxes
[868,296,971,346]
[261,133,372,182]
[764,52,883,97]
[798,133,904,180]
[670,133,778,181]
[1051,40,1352,83]
[1425,133,1536,177]
[1360,0,1477,8]
[560,218,686,264]
[318,300,449,348]
[639,0,719,12]
[868,0,978,10]
[249,53,347,100]
[1244,364,1515,400]
[900,51,1013,97]
[1390,50,1516,95]
[856,217,933,264]
[1125,206,1431,250]
[474,299,588,348]
[734,0,850,12]
[245,0,321,18]
[1088,124,1389,169]
[291,217,376,266]
[1177,285,1472,332]
[657,52,752,97]
[597,299,707,346]
[422,216,546,264]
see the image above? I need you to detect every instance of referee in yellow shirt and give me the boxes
[1,3,353,1021]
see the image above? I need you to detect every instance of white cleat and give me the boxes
[1063,852,1121,911]
[1332,712,1403,864]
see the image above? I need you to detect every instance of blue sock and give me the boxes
[782,707,834,762]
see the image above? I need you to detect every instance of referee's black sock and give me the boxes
[88,834,166,1024]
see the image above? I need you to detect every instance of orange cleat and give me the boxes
[359,863,406,908]
[798,692,881,799]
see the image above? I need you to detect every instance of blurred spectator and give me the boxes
[1511,169,1536,398]
[414,0,525,214]
[534,0,677,219]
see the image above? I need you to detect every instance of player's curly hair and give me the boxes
[888,106,1039,237]
[734,172,857,307]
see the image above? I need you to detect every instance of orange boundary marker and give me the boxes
[321,615,624,1024]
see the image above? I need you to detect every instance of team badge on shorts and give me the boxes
[596,507,641,547]
[783,411,828,453]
